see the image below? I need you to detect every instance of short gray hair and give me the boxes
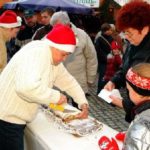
[50,11,70,26]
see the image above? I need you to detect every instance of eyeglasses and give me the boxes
[123,31,134,38]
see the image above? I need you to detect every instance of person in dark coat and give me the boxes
[104,1,150,123]
[15,10,42,50]
[94,23,113,94]
[32,7,55,40]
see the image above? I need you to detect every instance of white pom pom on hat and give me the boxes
[0,10,22,28]
[44,24,76,53]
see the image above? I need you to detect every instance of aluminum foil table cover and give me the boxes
[41,106,103,137]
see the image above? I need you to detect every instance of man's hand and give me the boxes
[76,103,89,119]
[57,93,67,105]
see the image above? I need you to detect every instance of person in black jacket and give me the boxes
[32,7,55,40]
[104,1,150,122]
[95,23,113,94]
[15,10,42,50]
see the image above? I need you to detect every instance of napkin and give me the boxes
[98,89,122,103]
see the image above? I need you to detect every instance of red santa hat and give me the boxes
[44,24,76,53]
[0,10,22,28]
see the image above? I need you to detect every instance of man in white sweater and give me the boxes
[0,24,89,150]
[50,12,98,96]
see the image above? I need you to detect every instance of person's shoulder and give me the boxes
[71,23,86,35]
[132,109,150,130]
[76,27,86,34]
[139,109,150,118]
[35,23,43,29]
[125,114,150,150]
[36,26,45,32]
[25,40,47,48]
[128,113,148,135]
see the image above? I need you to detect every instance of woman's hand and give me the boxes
[104,81,115,91]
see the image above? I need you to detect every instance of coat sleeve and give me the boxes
[111,47,130,88]
[53,63,88,108]
[122,96,135,123]
[15,46,60,105]
[114,54,122,69]
[0,39,7,73]
[123,115,150,149]
[95,37,110,63]
[83,33,98,84]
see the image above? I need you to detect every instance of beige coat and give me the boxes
[63,24,98,93]
[0,27,9,73]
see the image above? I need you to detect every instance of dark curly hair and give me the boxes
[116,0,150,31]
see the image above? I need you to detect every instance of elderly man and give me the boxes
[0,24,88,150]
[0,10,21,73]
[50,11,98,103]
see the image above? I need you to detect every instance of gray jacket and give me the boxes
[123,109,150,150]
[63,24,98,93]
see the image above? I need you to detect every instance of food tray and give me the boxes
[42,106,103,137]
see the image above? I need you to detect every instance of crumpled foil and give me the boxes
[41,106,103,137]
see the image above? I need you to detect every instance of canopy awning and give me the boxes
[3,0,92,14]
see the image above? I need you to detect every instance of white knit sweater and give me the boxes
[0,40,88,124]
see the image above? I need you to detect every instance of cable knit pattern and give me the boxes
[0,40,88,124]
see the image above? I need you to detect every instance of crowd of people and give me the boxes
[0,0,150,149]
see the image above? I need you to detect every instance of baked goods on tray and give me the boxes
[42,104,103,136]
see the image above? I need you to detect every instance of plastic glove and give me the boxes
[98,136,119,150]
[115,132,126,142]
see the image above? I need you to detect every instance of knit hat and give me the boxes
[0,10,22,28]
[44,24,76,53]
[126,68,150,96]
[24,10,35,18]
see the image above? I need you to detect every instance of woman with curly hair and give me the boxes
[104,0,150,122]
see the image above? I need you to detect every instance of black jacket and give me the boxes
[15,23,42,51]
[95,33,113,72]
[111,32,150,122]
[32,24,53,40]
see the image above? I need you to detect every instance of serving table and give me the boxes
[24,109,123,150]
